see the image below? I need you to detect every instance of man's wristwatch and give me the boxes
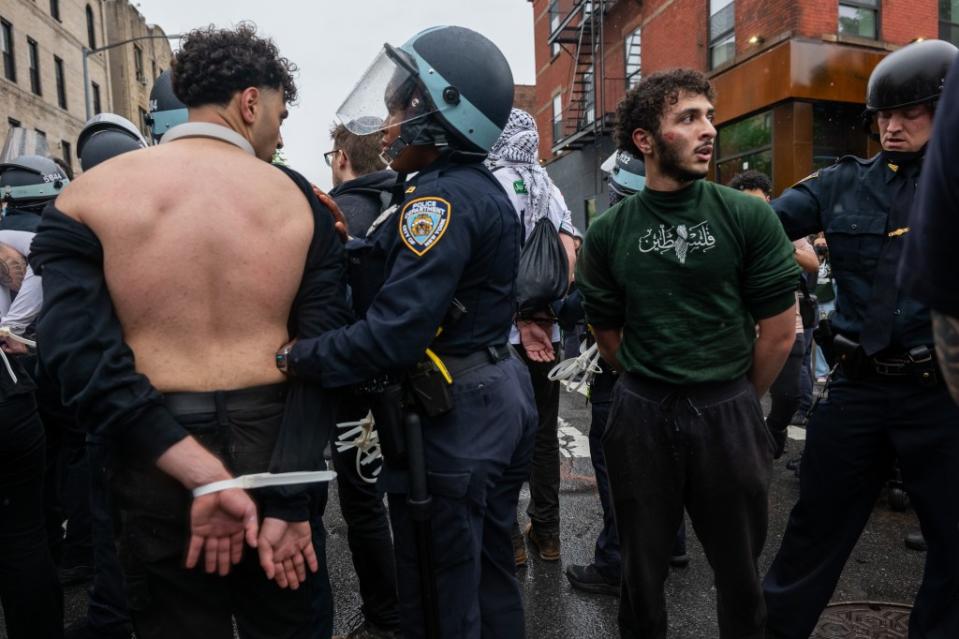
[275,344,293,374]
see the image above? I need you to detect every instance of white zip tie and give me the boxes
[0,327,37,384]
[192,470,337,497]
[548,341,602,394]
[335,412,383,485]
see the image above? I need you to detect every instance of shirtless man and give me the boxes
[30,25,349,638]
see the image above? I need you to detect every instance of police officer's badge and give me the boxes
[399,197,451,256]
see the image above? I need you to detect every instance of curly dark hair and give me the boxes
[172,23,298,107]
[728,169,772,196]
[615,69,715,156]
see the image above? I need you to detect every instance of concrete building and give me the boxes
[526,0,953,231]
[0,0,172,174]
[103,1,173,140]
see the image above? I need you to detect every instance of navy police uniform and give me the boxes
[763,153,959,639]
[290,154,537,639]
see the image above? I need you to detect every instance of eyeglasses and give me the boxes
[323,148,341,167]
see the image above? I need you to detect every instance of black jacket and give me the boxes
[328,169,397,237]
[29,165,351,520]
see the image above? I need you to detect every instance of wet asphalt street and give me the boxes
[9,386,927,638]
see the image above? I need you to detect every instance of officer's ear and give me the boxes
[633,128,654,157]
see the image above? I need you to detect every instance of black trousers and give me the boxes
[521,344,561,534]
[112,384,320,639]
[764,375,959,639]
[330,395,399,630]
[0,391,63,639]
[767,334,805,457]
[604,374,773,639]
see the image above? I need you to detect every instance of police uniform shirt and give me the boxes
[290,155,522,388]
[774,154,931,351]
[900,61,959,317]
[0,229,40,335]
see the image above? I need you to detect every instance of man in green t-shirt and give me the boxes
[575,69,799,638]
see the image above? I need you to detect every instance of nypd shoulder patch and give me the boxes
[399,197,451,257]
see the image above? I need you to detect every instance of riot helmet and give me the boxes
[867,39,959,111]
[0,154,70,212]
[336,26,515,164]
[602,150,646,205]
[146,70,188,143]
[77,113,148,171]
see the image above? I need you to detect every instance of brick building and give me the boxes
[526,0,955,230]
[0,0,173,174]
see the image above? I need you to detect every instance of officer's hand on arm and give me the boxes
[156,437,259,575]
[257,518,318,589]
[311,184,349,242]
[517,318,556,362]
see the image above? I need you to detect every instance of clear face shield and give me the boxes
[336,44,446,160]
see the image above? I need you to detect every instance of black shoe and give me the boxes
[65,621,133,639]
[669,553,690,568]
[565,563,619,596]
[59,564,93,587]
[904,531,927,552]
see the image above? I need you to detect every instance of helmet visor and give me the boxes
[335,45,445,137]
[0,128,50,164]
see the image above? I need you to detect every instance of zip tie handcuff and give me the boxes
[192,470,337,498]
[0,327,37,384]
[335,412,384,485]
[548,341,602,394]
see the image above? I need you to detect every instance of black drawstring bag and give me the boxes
[516,217,569,316]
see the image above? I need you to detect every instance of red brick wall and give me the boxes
[881,0,938,44]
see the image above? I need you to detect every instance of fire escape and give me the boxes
[547,0,619,154]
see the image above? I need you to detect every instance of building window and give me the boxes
[839,0,879,40]
[941,0,959,46]
[812,102,869,169]
[50,0,60,21]
[138,107,150,138]
[134,45,145,83]
[61,140,71,172]
[151,59,157,80]
[709,0,736,69]
[27,38,40,95]
[715,110,772,186]
[625,27,642,90]
[54,56,67,109]
[34,129,47,149]
[1,19,14,83]
[92,82,102,115]
[552,93,563,144]
[549,0,561,57]
[85,5,96,49]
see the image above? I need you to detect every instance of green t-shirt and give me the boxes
[576,179,800,384]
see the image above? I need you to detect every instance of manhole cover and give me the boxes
[812,601,912,639]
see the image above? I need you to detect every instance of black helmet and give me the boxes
[147,69,188,143]
[77,114,148,171]
[866,39,959,111]
[0,155,70,210]
[337,26,515,161]
[603,150,646,204]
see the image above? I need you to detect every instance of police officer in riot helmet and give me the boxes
[763,39,959,639]
[146,69,188,144]
[277,25,537,638]
[0,155,69,232]
[77,114,149,171]
[606,149,646,205]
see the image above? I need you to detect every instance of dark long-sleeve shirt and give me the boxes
[29,165,351,521]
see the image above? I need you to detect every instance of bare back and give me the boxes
[58,139,313,392]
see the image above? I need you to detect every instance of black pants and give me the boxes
[0,391,63,639]
[604,374,773,639]
[764,375,959,639]
[767,333,805,457]
[112,384,320,639]
[330,395,399,631]
[521,344,561,534]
